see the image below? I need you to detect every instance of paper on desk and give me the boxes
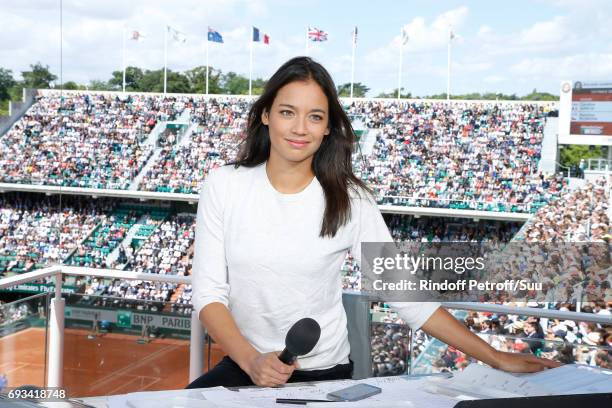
[202,376,457,408]
[428,362,612,398]
[519,364,612,394]
[107,388,218,408]
[309,402,414,408]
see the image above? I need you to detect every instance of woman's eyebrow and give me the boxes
[278,103,327,114]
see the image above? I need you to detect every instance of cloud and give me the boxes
[510,53,612,80]
[399,6,469,53]
[483,75,506,83]
[1,1,610,96]
[352,7,468,87]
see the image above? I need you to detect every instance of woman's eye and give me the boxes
[310,115,323,121]
[280,110,293,116]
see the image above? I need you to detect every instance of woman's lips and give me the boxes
[286,139,310,148]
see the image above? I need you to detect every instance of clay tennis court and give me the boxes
[0,327,224,398]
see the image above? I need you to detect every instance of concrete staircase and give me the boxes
[360,129,378,157]
[129,116,197,191]
[538,117,558,174]
[105,214,149,268]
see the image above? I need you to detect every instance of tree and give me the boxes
[137,69,191,93]
[521,88,558,101]
[108,66,144,91]
[337,82,369,97]
[376,88,411,99]
[250,78,267,95]
[21,62,57,89]
[560,145,603,168]
[0,68,16,100]
[60,81,80,90]
[184,66,223,94]
[221,72,250,95]
[88,79,111,91]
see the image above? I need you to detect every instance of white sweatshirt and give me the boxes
[191,162,440,370]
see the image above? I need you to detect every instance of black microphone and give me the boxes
[278,318,321,365]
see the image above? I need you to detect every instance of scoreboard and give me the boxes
[559,81,612,145]
[571,82,612,136]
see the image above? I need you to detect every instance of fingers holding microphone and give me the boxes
[246,318,320,387]
[246,351,296,387]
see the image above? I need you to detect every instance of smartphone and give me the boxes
[326,383,382,401]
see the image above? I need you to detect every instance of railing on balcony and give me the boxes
[1,267,610,397]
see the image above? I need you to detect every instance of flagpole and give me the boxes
[122,27,126,93]
[350,27,356,99]
[305,27,309,56]
[164,25,168,94]
[447,27,451,102]
[249,30,253,96]
[206,30,209,95]
[397,27,404,101]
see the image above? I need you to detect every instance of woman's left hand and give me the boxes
[491,350,562,373]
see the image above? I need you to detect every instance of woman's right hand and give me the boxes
[243,351,299,387]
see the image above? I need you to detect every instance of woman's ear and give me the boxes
[261,110,269,125]
[324,127,330,136]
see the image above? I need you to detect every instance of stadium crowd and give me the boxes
[370,301,611,375]
[0,194,110,275]
[1,93,569,213]
[0,93,186,189]
[139,98,247,194]
[520,178,610,242]
[348,101,565,212]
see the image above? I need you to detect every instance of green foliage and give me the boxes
[559,145,604,168]
[133,69,190,93]
[386,90,553,101]
[250,78,267,95]
[0,68,16,100]
[0,99,8,116]
[21,62,57,89]
[521,88,558,101]
[337,82,370,97]
[221,71,250,95]
[1,62,563,102]
[60,81,80,90]
[109,66,144,91]
[88,79,112,91]
[184,66,223,94]
[376,88,411,98]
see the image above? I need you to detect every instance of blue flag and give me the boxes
[208,27,223,43]
[252,26,260,42]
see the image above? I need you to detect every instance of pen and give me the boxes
[276,398,333,405]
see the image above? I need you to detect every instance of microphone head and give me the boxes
[285,318,321,356]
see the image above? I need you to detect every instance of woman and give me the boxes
[187,56,559,389]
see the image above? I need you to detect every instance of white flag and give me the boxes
[168,26,186,43]
[401,28,409,45]
[130,30,145,41]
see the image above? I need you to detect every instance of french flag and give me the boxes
[253,27,270,44]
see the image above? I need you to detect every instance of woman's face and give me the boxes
[262,79,330,168]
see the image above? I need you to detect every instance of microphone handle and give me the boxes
[278,348,295,365]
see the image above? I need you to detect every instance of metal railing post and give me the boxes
[47,270,65,388]
[189,309,205,382]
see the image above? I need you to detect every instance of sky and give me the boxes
[1,0,611,97]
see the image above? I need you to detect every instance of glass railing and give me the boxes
[378,196,539,214]
[369,303,612,377]
[0,293,49,390]
[586,158,612,171]
[59,293,196,397]
[1,268,611,396]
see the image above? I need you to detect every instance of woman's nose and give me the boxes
[292,116,308,135]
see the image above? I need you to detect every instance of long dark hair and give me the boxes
[232,56,371,238]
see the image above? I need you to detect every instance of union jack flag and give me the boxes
[308,27,328,42]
